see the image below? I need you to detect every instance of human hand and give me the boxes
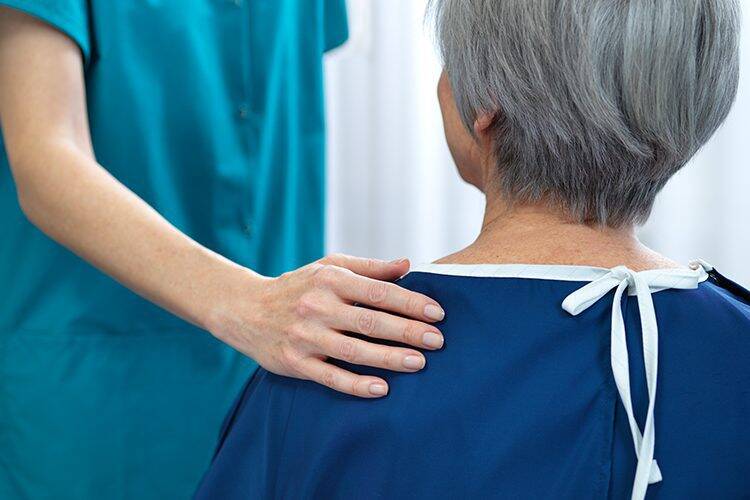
[210,254,445,398]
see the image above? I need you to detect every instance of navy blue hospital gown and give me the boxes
[195,262,750,499]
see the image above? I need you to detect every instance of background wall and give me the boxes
[325,0,750,286]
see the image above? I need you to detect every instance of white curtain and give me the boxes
[325,0,750,286]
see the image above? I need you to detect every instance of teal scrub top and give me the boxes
[0,1,347,498]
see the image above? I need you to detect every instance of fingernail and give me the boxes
[390,258,409,265]
[422,332,444,349]
[402,355,425,370]
[424,304,445,321]
[369,383,388,396]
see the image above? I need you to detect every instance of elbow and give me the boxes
[8,138,90,231]
[9,154,48,229]
[15,179,42,229]
[16,183,39,225]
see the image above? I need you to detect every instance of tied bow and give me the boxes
[562,264,708,500]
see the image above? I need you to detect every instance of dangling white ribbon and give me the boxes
[562,263,708,500]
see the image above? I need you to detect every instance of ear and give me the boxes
[474,113,495,153]
[474,111,495,133]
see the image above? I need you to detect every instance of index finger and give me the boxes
[325,268,445,323]
[320,253,410,281]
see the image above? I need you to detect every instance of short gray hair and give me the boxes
[430,0,741,226]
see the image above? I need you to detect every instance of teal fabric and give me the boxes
[0,1,347,498]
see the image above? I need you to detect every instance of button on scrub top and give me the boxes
[196,262,750,499]
[0,1,347,498]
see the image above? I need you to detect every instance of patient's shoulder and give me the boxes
[688,267,750,334]
[704,267,750,308]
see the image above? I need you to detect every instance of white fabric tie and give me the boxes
[561,264,708,500]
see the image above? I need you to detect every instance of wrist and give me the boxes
[200,260,268,342]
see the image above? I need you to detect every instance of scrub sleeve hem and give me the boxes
[0,0,91,64]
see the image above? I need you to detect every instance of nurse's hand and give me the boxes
[0,11,439,400]
[211,254,445,398]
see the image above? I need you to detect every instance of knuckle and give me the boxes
[405,294,423,316]
[328,253,346,262]
[280,346,301,370]
[320,369,336,389]
[312,329,327,348]
[281,347,297,366]
[338,339,358,362]
[402,322,419,345]
[303,264,321,283]
[295,293,320,318]
[319,253,344,267]
[307,262,326,273]
[356,310,377,335]
[367,281,389,304]
[380,348,394,368]
[312,265,338,288]
[363,258,378,272]
[351,377,362,395]
[286,323,308,342]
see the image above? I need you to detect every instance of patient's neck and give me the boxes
[437,196,682,271]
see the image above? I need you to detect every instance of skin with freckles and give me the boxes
[0,8,447,400]
[435,71,681,272]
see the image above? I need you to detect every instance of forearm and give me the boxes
[0,6,446,398]
[13,139,260,331]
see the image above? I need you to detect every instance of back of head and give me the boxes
[431,0,742,227]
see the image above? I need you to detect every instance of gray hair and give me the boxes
[430,0,741,226]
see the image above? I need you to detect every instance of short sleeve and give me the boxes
[0,0,91,63]
[322,0,348,52]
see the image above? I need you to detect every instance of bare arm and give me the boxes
[0,8,445,398]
